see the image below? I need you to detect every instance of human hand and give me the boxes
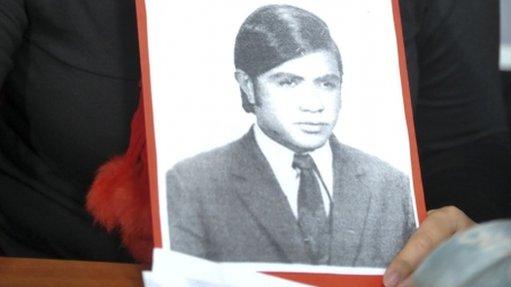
[383,206,475,287]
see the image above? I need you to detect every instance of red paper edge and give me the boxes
[135,0,163,248]
[391,0,427,223]
[134,0,428,284]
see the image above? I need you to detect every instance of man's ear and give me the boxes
[234,69,256,105]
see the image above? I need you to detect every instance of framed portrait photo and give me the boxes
[136,0,427,285]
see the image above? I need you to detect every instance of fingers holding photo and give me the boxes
[384,206,475,287]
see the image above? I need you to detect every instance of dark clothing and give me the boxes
[167,131,415,267]
[400,0,511,221]
[503,71,511,131]
[0,0,139,261]
[401,0,508,150]
[0,0,509,260]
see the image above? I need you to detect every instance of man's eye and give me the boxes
[277,79,298,87]
[320,80,339,89]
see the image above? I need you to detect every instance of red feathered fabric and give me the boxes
[86,96,153,266]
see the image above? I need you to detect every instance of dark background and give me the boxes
[503,71,511,129]
[501,0,511,130]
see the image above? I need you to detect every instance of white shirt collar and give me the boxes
[253,124,334,217]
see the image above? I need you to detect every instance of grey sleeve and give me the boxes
[400,175,417,242]
[166,168,208,258]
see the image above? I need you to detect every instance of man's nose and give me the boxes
[299,88,325,113]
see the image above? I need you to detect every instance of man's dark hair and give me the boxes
[234,5,343,113]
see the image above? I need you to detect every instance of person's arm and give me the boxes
[383,206,475,287]
[166,168,208,258]
[0,0,27,87]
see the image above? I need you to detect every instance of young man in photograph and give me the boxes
[166,4,416,268]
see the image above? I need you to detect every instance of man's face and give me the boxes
[253,50,342,153]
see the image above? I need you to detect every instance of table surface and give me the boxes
[0,257,143,287]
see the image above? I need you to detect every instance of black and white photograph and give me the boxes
[145,0,421,274]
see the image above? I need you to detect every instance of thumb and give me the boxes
[383,206,474,287]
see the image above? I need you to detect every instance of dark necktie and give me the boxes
[292,153,330,264]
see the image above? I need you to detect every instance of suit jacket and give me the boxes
[166,129,415,267]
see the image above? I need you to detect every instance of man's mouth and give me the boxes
[295,122,329,133]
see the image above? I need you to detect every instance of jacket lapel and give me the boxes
[229,129,310,264]
[329,137,372,265]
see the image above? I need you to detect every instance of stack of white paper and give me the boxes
[142,249,311,287]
